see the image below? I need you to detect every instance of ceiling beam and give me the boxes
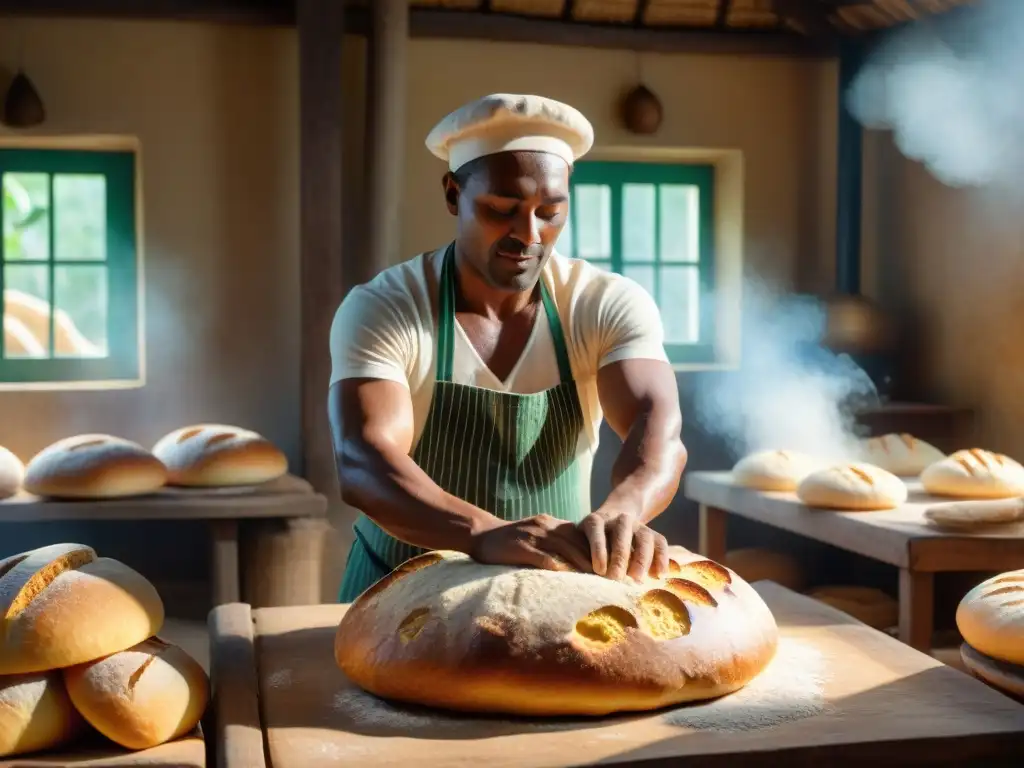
[0,1,835,56]
[772,0,841,42]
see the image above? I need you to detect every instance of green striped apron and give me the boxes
[338,243,590,602]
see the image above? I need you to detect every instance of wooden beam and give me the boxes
[772,0,840,42]
[0,0,294,25]
[297,0,344,505]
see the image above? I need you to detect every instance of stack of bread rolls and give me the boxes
[956,570,1024,698]
[0,543,208,759]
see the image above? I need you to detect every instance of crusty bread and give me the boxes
[334,547,779,717]
[859,433,945,476]
[0,543,165,675]
[731,449,820,492]
[0,671,84,758]
[807,585,899,630]
[0,444,24,499]
[724,548,805,592]
[152,424,288,487]
[956,569,1024,665]
[796,462,908,510]
[960,642,1024,700]
[23,434,167,499]
[64,636,209,750]
[921,449,1024,499]
[923,498,1024,531]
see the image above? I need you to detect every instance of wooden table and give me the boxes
[0,474,328,607]
[208,582,1024,767]
[0,732,204,767]
[684,471,1024,651]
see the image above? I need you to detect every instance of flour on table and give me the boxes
[662,637,831,731]
[267,669,293,689]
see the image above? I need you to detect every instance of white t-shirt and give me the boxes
[329,246,669,493]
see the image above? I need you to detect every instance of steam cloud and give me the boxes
[691,279,879,463]
[846,0,1024,189]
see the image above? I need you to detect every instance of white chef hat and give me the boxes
[425,93,595,172]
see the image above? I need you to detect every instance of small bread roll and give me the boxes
[0,444,24,499]
[23,434,167,499]
[0,671,84,758]
[859,433,945,476]
[0,543,165,675]
[808,585,899,630]
[960,643,1024,699]
[724,548,805,591]
[152,424,288,487]
[64,637,210,750]
[956,569,1024,665]
[923,498,1024,531]
[921,449,1024,499]
[731,449,819,492]
[797,462,907,510]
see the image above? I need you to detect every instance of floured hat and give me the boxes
[426,94,594,171]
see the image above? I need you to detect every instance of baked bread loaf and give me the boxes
[724,547,805,591]
[959,643,1024,699]
[921,449,1024,499]
[0,444,24,499]
[334,547,779,716]
[796,462,907,510]
[807,585,899,630]
[0,543,165,675]
[23,434,167,499]
[64,636,209,750]
[956,569,1024,665]
[731,449,820,492]
[0,671,84,758]
[859,433,945,476]
[923,498,1024,531]
[152,424,288,487]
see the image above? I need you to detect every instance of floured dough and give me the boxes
[859,433,945,476]
[923,498,1024,531]
[731,450,820,492]
[334,547,779,716]
[956,569,1024,665]
[921,449,1024,499]
[796,462,907,510]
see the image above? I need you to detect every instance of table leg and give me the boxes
[209,520,241,605]
[698,505,728,562]
[898,568,934,652]
[241,517,330,607]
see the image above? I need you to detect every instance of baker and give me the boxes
[329,93,686,603]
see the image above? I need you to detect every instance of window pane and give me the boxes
[622,184,655,262]
[4,264,50,358]
[55,174,106,261]
[660,265,700,343]
[574,184,611,259]
[623,265,655,299]
[659,184,700,263]
[55,265,107,357]
[556,207,574,257]
[3,172,50,262]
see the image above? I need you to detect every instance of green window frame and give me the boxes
[560,160,715,365]
[0,148,139,384]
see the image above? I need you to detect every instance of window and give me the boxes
[0,146,140,386]
[558,160,715,365]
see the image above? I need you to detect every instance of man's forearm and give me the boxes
[604,408,687,524]
[338,438,500,552]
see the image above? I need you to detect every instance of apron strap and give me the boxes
[436,242,573,384]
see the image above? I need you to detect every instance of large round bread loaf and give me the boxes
[0,444,24,499]
[959,642,1024,699]
[921,449,1024,499]
[334,547,779,716]
[731,449,820,492]
[724,548,805,591]
[796,462,907,510]
[0,543,165,675]
[956,569,1024,665]
[858,433,945,476]
[0,671,84,758]
[64,636,209,750]
[23,434,167,499]
[152,424,288,487]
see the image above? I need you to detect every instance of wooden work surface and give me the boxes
[0,474,327,523]
[0,732,204,767]
[209,583,1024,767]
[684,471,1024,572]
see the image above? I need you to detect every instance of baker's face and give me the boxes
[444,151,570,292]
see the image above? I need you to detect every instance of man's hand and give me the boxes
[578,506,670,582]
[469,515,595,574]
